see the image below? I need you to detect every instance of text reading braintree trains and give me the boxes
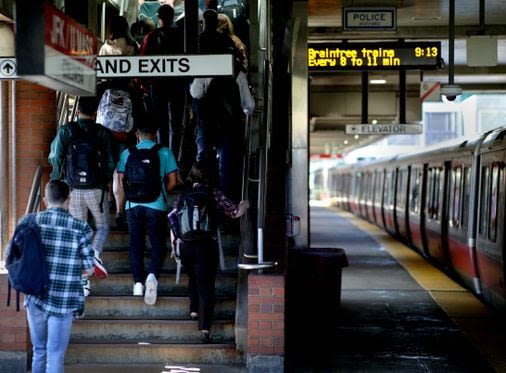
[307,42,441,70]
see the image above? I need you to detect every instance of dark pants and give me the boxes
[150,80,187,155]
[180,238,219,331]
[126,206,168,283]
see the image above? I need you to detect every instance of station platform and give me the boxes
[286,205,506,372]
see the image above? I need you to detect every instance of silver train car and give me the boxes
[318,128,506,312]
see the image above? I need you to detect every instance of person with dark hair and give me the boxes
[130,18,155,46]
[116,123,178,305]
[139,4,187,157]
[171,160,248,342]
[49,96,115,297]
[99,15,138,56]
[23,180,94,373]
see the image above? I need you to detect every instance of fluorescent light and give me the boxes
[411,16,441,21]
[370,79,386,84]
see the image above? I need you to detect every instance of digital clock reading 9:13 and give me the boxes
[308,41,441,71]
[415,46,439,57]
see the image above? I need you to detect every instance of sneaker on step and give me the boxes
[133,282,144,296]
[144,273,158,305]
[82,278,91,297]
[93,256,108,279]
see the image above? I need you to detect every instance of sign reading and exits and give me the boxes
[308,42,441,71]
[346,124,423,135]
[96,54,233,78]
[0,57,19,79]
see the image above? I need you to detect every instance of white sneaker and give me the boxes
[133,282,144,296]
[82,278,91,297]
[144,273,158,305]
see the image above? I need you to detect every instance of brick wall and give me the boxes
[15,81,55,220]
[247,273,285,355]
[0,81,57,372]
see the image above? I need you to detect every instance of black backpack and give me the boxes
[123,144,163,203]
[204,76,243,132]
[5,214,50,311]
[177,187,218,240]
[66,123,103,188]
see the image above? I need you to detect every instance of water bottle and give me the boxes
[168,208,179,237]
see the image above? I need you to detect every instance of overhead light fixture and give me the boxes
[344,140,349,145]
[354,135,359,139]
[411,16,441,21]
[370,79,386,84]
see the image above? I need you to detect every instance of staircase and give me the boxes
[66,225,244,368]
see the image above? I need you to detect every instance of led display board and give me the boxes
[308,42,441,71]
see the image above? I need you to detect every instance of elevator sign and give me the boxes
[343,7,396,31]
[345,124,423,135]
[96,54,233,78]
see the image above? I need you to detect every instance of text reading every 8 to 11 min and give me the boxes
[308,42,440,70]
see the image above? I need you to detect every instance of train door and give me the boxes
[395,165,411,244]
[476,153,506,310]
[382,167,397,235]
[447,158,478,291]
[425,161,449,266]
[408,164,425,254]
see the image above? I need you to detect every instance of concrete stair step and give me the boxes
[104,231,241,252]
[83,296,235,320]
[98,250,239,274]
[89,273,237,297]
[64,363,246,373]
[66,343,244,365]
[71,319,235,343]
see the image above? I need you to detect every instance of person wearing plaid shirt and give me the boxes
[24,180,95,373]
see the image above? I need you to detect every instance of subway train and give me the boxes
[316,127,506,313]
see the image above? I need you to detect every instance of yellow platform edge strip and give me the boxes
[331,208,506,372]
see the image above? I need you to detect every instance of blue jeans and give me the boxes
[126,206,168,283]
[26,301,73,373]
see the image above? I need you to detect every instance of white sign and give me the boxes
[45,46,96,94]
[96,55,233,78]
[346,124,423,135]
[0,57,19,79]
[420,81,441,102]
[343,7,396,30]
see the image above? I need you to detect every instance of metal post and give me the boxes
[0,81,8,255]
[184,0,199,53]
[101,2,106,42]
[399,69,406,124]
[449,0,455,85]
[9,81,16,233]
[361,71,368,124]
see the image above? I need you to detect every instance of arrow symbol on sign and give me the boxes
[3,63,14,74]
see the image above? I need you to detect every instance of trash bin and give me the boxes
[286,248,348,345]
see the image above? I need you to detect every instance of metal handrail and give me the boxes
[239,59,276,271]
[25,165,44,215]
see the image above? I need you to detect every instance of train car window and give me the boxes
[461,167,470,227]
[389,170,396,210]
[489,164,500,242]
[410,167,421,213]
[479,166,490,236]
[398,169,407,210]
[427,168,434,218]
[434,168,442,220]
[451,167,462,228]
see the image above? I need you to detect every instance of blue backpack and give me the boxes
[5,214,50,311]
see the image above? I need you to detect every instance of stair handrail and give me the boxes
[25,164,44,215]
[239,59,276,271]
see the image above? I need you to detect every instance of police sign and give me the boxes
[343,7,396,31]
[96,54,233,78]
